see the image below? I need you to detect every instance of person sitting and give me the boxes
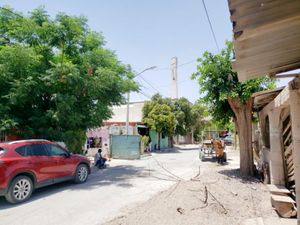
[94,149,107,169]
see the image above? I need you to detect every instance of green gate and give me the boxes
[111,135,141,160]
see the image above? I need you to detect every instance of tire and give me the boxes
[5,175,34,204]
[74,164,89,184]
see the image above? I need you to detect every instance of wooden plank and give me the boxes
[282,121,291,136]
[233,2,300,32]
[288,174,295,182]
[287,164,294,176]
[236,48,300,69]
[287,170,294,178]
[271,194,297,218]
[271,194,295,203]
[234,32,300,61]
[286,154,293,166]
[274,73,300,79]
[267,184,290,195]
[236,61,300,82]
[234,19,300,53]
[230,0,282,19]
[284,144,292,158]
[284,131,292,146]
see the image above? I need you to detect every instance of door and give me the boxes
[27,143,56,183]
[44,144,75,177]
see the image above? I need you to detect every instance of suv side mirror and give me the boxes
[63,151,71,158]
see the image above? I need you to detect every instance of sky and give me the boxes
[1,0,291,103]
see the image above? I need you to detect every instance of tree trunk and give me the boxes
[228,97,253,176]
[191,129,194,144]
[158,132,161,150]
[169,136,174,148]
[233,118,238,151]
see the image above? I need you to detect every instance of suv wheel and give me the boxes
[74,164,88,184]
[5,176,33,204]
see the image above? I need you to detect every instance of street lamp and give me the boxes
[126,66,157,135]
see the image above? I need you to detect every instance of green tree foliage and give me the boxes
[190,100,209,142]
[142,94,176,150]
[0,7,137,153]
[173,97,193,136]
[143,94,206,147]
[192,41,275,175]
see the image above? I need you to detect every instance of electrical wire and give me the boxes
[138,75,162,94]
[136,79,157,94]
[139,90,151,99]
[178,60,196,67]
[153,59,196,72]
[201,0,220,52]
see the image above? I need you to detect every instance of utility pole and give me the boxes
[171,57,178,99]
[126,66,156,135]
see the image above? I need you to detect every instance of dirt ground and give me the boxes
[104,149,278,225]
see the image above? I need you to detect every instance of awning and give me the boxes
[228,0,300,81]
[252,87,284,110]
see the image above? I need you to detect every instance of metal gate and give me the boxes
[111,135,141,160]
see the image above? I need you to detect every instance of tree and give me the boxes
[190,100,208,142]
[173,98,193,136]
[0,7,137,153]
[192,41,275,175]
[142,94,176,150]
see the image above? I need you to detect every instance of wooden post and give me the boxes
[268,109,285,185]
[289,87,300,225]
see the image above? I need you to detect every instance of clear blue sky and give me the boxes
[1,0,289,102]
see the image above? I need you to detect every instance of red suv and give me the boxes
[0,139,90,204]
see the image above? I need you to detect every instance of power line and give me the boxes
[138,75,162,94]
[153,59,196,72]
[139,90,151,99]
[136,80,157,94]
[178,60,196,67]
[201,0,220,52]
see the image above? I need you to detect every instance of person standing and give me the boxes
[148,136,152,152]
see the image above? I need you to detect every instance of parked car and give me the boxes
[0,139,90,204]
[223,136,233,146]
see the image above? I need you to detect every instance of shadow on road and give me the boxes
[151,148,181,154]
[0,164,145,209]
[218,168,261,184]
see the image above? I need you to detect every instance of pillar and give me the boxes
[289,89,300,225]
[268,108,285,185]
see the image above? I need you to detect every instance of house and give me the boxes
[228,0,300,221]
[86,101,170,157]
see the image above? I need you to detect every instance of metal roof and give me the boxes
[252,87,284,110]
[228,0,300,81]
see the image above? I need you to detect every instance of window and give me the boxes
[0,147,6,156]
[30,144,48,156]
[45,144,67,156]
[15,146,28,157]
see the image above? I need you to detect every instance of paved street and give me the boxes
[0,147,201,225]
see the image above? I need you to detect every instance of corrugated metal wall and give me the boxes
[111,135,141,160]
[149,130,169,150]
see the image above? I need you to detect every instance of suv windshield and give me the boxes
[0,147,7,156]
